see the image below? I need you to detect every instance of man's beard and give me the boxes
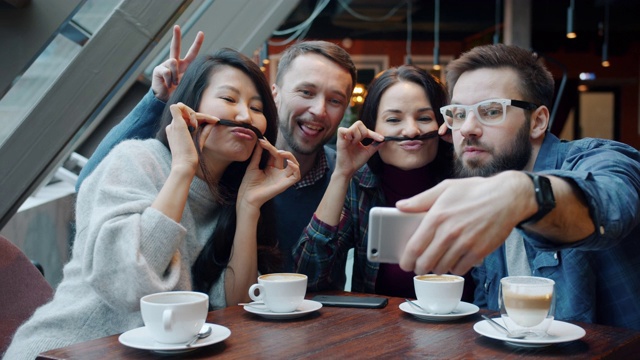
[278,119,326,156]
[454,121,532,178]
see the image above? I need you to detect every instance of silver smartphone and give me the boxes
[367,207,426,263]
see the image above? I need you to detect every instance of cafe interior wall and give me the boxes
[268,37,640,150]
[4,1,638,289]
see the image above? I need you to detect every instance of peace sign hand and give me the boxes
[152,25,205,101]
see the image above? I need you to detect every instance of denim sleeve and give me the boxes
[529,139,640,250]
[76,89,166,191]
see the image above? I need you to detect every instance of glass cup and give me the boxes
[499,276,555,338]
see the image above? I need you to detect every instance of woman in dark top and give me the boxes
[295,65,472,300]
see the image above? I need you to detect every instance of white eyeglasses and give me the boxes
[439,99,539,129]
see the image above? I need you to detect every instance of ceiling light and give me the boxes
[433,0,440,70]
[566,0,576,39]
[602,0,610,67]
[494,0,502,44]
[579,72,596,80]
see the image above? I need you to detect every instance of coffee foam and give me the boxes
[260,273,306,282]
[144,292,206,305]
[415,275,460,282]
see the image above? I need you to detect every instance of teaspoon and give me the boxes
[481,315,526,339]
[186,325,212,347]
[238,302,265,307]
[404,299,427,313]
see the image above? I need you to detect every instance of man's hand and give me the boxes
[397,172,530,275]
[152,25,205,101]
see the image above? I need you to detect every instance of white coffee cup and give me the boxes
[248,273,307,313]
[140,291,208,344]
[499,276,555,338]
[413,274,464,314]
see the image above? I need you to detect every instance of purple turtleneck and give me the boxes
[374,163,437,298]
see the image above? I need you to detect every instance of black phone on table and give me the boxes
[311,295,388,309]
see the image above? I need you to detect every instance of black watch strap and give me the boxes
[517,172,556,227]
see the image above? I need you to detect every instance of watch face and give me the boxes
[536,175,556,210]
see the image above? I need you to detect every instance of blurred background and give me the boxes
[1,0,638,288]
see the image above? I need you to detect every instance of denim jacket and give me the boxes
[472,133,640,330]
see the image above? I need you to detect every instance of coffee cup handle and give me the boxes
[248,284,265,302]
[162,308,173,331]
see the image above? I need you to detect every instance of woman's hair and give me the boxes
[156,48,281,293]
[445,44,554,108]
[360,65,453,179]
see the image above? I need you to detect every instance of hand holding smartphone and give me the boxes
[367,207,426,263]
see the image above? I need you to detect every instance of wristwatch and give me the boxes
[517,172,556,227]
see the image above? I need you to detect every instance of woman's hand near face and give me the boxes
[334,120,385,178]
[438,122,452,144]
[151,103,214,223]
[165,103,216,176]
[310,121,383,227]
[236,138,301,214]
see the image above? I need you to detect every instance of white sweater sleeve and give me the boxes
[74,140,190,311]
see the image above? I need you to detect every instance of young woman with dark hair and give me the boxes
[294,65,454,298]
[5,48,300,360]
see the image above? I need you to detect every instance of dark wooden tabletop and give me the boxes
[38,292,640,359]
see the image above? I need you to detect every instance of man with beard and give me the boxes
[77,27,356,272]
[397,44,640,330]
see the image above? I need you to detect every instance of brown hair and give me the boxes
[275,40,357,92]
[445,44,554,107]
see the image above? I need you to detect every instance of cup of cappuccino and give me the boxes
[140,291,208,344]
[413,274,464,314]
[248,273,307,313]
[499,276,555,338]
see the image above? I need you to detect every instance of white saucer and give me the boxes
[473,317,586,347]
[399,301,480,321]
[243,299,322,319]
[118,323,230,354]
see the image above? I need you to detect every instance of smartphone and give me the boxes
[367,207,426,263]
[311,295,388,309]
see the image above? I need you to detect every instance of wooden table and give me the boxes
[38,292,640,359]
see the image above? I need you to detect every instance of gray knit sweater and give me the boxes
[4,139,226,359]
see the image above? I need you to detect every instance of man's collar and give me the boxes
[295,149,329,189]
